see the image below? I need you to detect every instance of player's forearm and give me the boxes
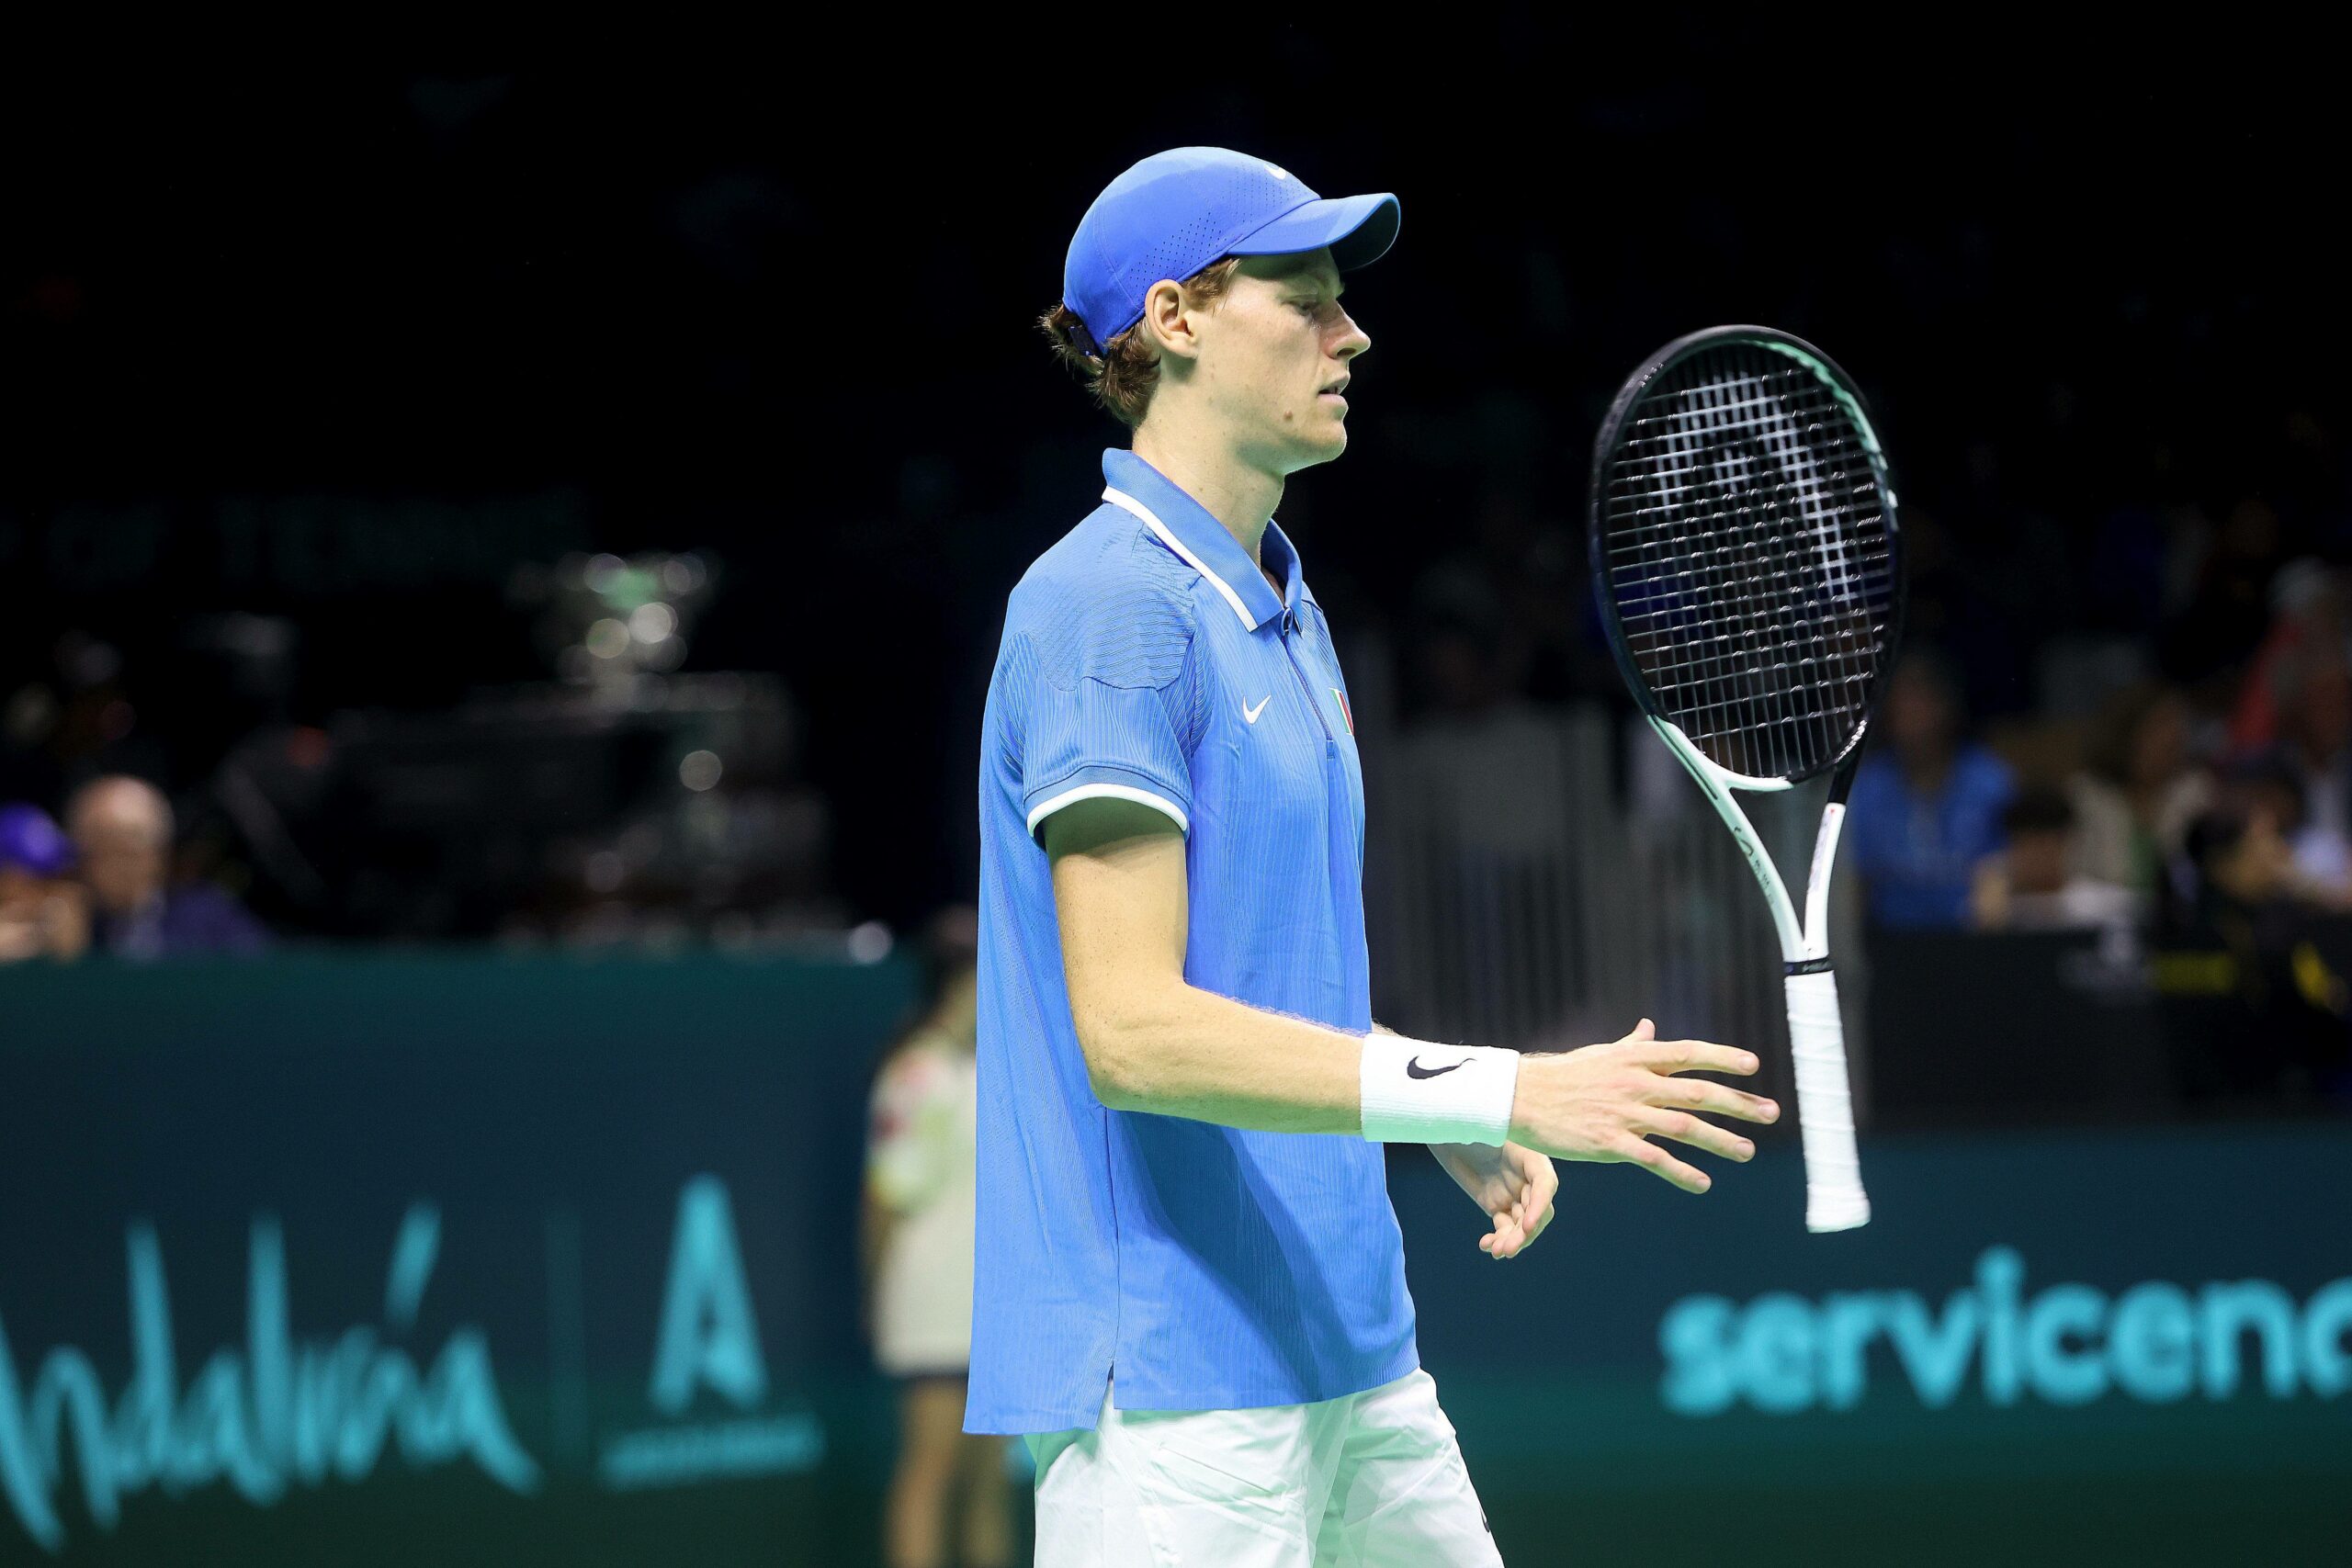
[1075,976,1365,1134]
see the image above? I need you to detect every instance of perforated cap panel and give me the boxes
[1062,147,1396,349]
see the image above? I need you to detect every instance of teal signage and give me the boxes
[0,954,914,1562]
[0,1206,537,1552]
[1660,1246,2352,1415]
[605,1176,825,1491]
[3,955,2346,1564]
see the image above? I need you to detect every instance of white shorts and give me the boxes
[1025,1368,1504,1567]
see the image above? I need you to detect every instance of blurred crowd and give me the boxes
[0,776,269,964]
[0,548,848,955]
[1380,397,2352,1109]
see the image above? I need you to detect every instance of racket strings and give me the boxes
[1602,344,1895,780]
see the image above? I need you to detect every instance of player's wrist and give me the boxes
[1358,1034,1519,1146]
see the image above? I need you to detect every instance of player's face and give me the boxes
[1204,251,1368,473]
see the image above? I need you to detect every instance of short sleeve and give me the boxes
[1006,570,1205,842]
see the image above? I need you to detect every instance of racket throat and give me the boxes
[1799,799,1848,959]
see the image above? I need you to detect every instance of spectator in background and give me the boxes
[2222,558,2344,754]
[66,775,269,959]
[0,803,89,962]
[1970,787,2136,931]
[861,907,1010,1568]
[2264,650,2352,900]
[2213,752,2352,912]
[2067,682,2213,904]
[1847,649,2017,928]
[1889,506,2025,724]
[2154,799,2352,1107]
[2159,496,2290,688]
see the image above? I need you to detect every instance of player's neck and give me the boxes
[1130,423,1283,567]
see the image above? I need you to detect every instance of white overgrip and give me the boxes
[1785,968,1870,1232]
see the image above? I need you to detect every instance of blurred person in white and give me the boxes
[1971,786,2136,931]
[863,906,1010,1568]
[67,775,269,959]
[0,803,89,962]
[2066,682,2212,905]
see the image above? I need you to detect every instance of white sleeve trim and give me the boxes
[1025,782,1191,838]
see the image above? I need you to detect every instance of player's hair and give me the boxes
[1037,256,1243,429]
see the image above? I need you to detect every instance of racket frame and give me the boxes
[1588,325,1905,1233]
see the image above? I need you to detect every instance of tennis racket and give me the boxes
[1588,325,1905,1233]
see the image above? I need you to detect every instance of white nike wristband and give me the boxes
[1359,1035,1520,1146]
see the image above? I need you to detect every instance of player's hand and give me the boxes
[1507,1019,1778,1193]
[1430,1141,1558,1259]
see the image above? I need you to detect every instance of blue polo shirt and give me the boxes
[964,447,1416,1436]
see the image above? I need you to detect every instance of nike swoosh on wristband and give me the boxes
[1406,1056,1469,1079]
[1243,695,1272,724]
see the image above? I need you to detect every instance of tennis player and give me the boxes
[970,147,1781,1566]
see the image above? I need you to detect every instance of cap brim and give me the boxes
[1226,192,1400,272]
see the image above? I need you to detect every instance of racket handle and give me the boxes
[1785,969,1871,1233]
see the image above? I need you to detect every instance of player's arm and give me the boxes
[1049,798,1362,1133]
[1046,798,1781,1187]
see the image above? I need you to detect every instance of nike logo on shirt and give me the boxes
[1242,695,1272,724]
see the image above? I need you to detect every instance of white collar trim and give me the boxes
[1102,485,1260,630]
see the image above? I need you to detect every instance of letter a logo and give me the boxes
[649,1177,770,1416]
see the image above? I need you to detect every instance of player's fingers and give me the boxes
[1491,1154,1527,1202]
[1634,1040,1758,1077]
[1521,1163,1558,1247]
[1626,1106,1755,1163]
[1515,1147,1554,1212]
[1610,1017,1657,1047]
[1649,1077,1781,1123]
[1606,1132,1712,1193]
[1490,1157,1540,1258]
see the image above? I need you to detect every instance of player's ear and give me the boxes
[1137,278,1202,365]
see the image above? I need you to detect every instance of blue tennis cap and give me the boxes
[1062,147,1400,355]
[0,803,74,877]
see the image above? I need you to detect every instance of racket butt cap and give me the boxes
[1805,1199,1871,1234]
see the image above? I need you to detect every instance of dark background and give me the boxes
[5,30,2341,931]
